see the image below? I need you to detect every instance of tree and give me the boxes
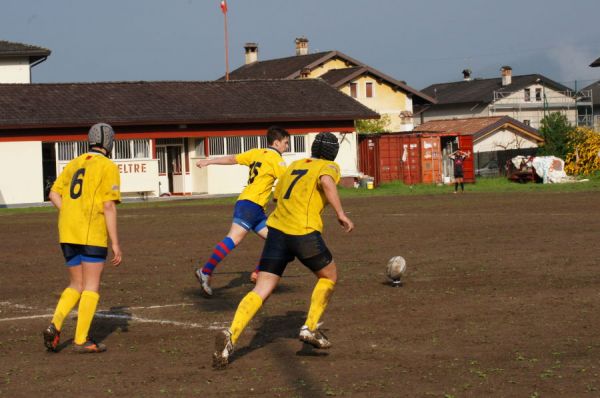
[564,127,600,175]
[355,114,391,134]
[537,112,572,159]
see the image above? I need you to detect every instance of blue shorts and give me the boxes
[258,227,333,276]
[233,200,267,232]
[61,243,107,267]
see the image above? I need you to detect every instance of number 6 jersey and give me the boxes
[267,158,340,235]
[51,151,121,247]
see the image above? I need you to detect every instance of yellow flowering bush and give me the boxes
[564,127,600,175]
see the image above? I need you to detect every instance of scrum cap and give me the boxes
[88,123,115,153]
[311,132,339,161]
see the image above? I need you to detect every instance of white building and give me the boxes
[0,40,50,83]
[416,67,590,130]
[0,79,378,207]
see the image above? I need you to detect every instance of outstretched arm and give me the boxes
[320,175,354,233]
[103,200,122,266]
[196,155,237,168]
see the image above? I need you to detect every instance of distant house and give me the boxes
[0,40,50,83]
[417,67,589,129]
[223,37,435,132]
[579,80,600,130]
[0,79,377,206]
[413,115,543,178]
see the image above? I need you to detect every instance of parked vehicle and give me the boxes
[475,160,500,177]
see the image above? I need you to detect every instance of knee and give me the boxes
[69,283,83,293]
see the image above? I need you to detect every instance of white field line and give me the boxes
[0,302,223,330]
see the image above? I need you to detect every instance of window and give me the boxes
[113,140,150,160]
[208,137,225,156]
[226,136,242,154]
[293,135,306,153]
[365,82,373,98]
[523,120,531,126]
[157,147,167,174]
[57,141,87,161]
[350,82,357,98]
[194,138,206,157]
[535,88,542,101]
[205,135,307,156]
[524,88,531,102]
[244,136,259,151]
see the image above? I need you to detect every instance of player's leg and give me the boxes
[250,222,269,283]
[195,223,248,296]
[213,227,289,368]
[44,246,84,352]
[296,233,337,349]
[73,257,106,353]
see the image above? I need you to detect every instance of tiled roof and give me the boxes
[413,116,543,142]
[319,67,365,86]
[226,51,334,80]
[421,74,573,105]
[0,79,379,130]
[590,57,600,67]
[0,40,51,60]
[226,50,435,104]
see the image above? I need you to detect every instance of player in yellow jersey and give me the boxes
[212,132,354,369]
[43,123,122,354]
[194,126,290,297]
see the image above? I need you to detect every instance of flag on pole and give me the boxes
[220,0,228,14]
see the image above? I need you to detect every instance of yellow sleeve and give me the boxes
[51,164,72,196]
[235,149,255,167]
[318,162,341,186]
[101,163,121,203]
[274,159,288,179]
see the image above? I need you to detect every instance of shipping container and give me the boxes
[358,132,474,185]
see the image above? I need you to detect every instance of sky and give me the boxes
[3,0,600,90]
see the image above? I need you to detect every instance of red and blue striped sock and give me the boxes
[201,237,236,276]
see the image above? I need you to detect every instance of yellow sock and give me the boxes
[305,278,335,331]
[229,291,263,345]
[51,287,81,331]
[74,291,99,345]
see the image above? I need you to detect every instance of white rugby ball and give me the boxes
[386,256,407,282]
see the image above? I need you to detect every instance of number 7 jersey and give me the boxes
[267,158,340,235]
[51,152,121,247]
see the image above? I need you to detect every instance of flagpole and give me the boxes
[223,4,229,81]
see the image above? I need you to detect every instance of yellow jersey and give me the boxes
[51,151,121,247]
[235,147,287,208]
[267,158,340,235]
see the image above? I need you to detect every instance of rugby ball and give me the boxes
[386,256,407,285]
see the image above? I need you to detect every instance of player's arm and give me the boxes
[48,191,62,210]
[103,200,122,266]
[195,155,237,168]
[320,175,354,233]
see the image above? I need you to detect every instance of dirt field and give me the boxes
[1,191,599,397]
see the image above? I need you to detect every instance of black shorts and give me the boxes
[259,227,333,276]
[454,167,464,178]
[60,243,107,266]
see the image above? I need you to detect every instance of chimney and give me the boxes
[501,65,512,86]
[244,43,258,64]
[295,37,309,56]
[300,67,310,78]
[462,69,472,81]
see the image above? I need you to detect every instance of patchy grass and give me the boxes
[339,174,600,197]
[2,175,600,215]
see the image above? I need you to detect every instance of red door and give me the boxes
[458,135,475,183]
